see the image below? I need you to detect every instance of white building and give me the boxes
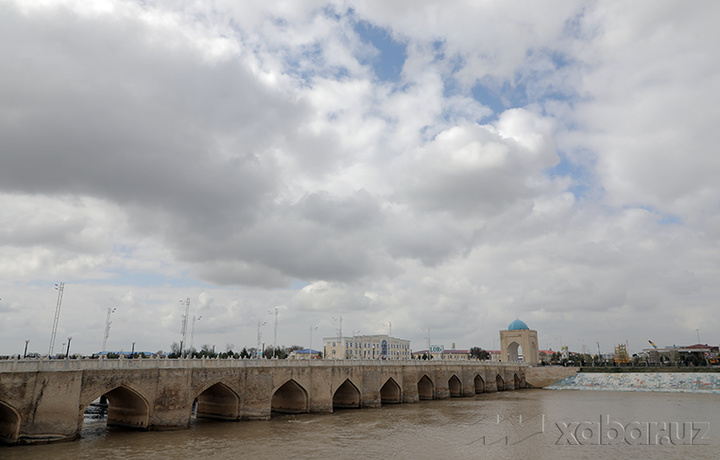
[323,335,411,360]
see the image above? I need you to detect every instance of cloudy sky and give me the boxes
[1,0,718,357]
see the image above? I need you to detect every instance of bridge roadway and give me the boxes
[0,358,526,445]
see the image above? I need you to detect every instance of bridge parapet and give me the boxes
[0,357,519,373]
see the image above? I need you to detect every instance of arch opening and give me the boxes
[448,375,462,397]
[513,373,522,390]
[83,386,150,431]
[333,379,361,409]
[0,400,20,444]
[196,383,240,420]
[508,342,523,362]
[272,380,308,414]
[418,375,434,400]
[496,374,505,391]
[474,375,485,394]
[380,378,402,404]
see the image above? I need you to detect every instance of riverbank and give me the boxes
[547,372,720,394]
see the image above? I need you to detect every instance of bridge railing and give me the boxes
[0,357,524,373]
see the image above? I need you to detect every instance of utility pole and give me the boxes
[48,282,65,356]
[180,298,190,357]
[102,307,116,353]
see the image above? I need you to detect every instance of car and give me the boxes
[25,353,42,359]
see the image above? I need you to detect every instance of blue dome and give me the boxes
[508,319,529,330]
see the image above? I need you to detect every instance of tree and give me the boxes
[469,347,490,360]
[168,342,181,358]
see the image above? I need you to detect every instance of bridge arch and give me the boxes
[448,375,462,397]
[83,385,150,430]
[333,379,361,409]
[496,374,505,391]
[194,382,240,420]
[418,375,434,400]
[0,400,21,444]
[272,379,308,414]
[474,375,485,393]
[513,373,523,390]
[380,378,402,404]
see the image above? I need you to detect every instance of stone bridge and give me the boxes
[0,358,526,445]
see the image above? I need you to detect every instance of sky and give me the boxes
[1,0,719,358]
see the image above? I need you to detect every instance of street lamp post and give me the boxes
[131,341,136,358]
[103,307,116,354]
[268,306,279,358]
[190,315,202,354]
[352,330,360,359]
[66,337,72,359]
[422,327,431,360]
[332,316,342,359]
[257,321,266,359]
[180,298,190,358]
[24,339,29,358]
[309,325,318,360]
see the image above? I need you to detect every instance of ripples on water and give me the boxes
[3,390,719,460]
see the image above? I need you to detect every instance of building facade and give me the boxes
[323,335,411,360]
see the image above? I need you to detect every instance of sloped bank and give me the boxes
[524,366,579,388]
[547,372,720,394]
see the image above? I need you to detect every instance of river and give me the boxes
[3,389,718,459]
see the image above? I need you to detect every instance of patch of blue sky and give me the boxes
[353,20,407,83]
[546,154,594,199]
[466,79,530,123]
[283,43,352,86]
[283,44,325,86]
[288,280,311,290]
[549,49,572,69]
[625,205,683,225]
[470,84,509,117]
[658,214,682,225]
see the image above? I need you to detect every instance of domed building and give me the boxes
[500,319,539,364]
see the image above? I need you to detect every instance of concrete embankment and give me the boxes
[525,366,579,388]
[547,372,720,394]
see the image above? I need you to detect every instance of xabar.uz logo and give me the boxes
[556,415,710,446]
[470,415,710,446]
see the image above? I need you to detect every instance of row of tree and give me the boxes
[166,343,306,359]
[162,343,499,360]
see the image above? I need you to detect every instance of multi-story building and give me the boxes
[323,334,411,360]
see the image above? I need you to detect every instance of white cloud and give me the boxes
[1,1,719,357]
